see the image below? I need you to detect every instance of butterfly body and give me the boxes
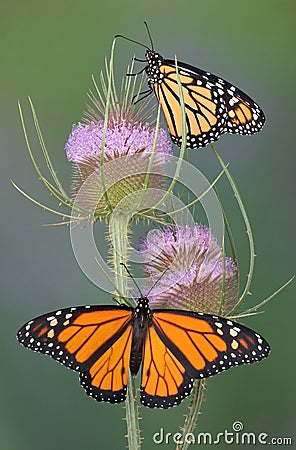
[144,49,265,149]
[17,298,270,409]
[130,296,152,375]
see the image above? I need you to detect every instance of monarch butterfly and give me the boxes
[117,24,265,149]
[17,295,270,409]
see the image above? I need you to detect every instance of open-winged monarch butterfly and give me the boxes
[17,295,270,409]
[116,24,265,149]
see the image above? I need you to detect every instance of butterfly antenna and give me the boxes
[146,267,170,297]
[144,21,154,51]
[120,263,143,298]
[115,34,150,51]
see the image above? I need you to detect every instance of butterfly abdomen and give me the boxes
[129,321,147,375]
[129,297,152,375]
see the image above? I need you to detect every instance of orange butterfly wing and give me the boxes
[140,309,270,408]
[152,310,270,379]
[80,324,133,403]
[140,325,194,408]
[153,64,226,149]
[148,56,265,149]
[17,305,133,403]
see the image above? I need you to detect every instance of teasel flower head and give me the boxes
[138,224,239,315]
[65,66,173,220]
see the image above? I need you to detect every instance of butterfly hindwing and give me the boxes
[80,323,133,403]
[140,325,194,408]
[152,310,270,380]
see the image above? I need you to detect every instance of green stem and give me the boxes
[109,214,130,299]
[126,374,141,450]
[176,380,206,450]
[108,214,141,450]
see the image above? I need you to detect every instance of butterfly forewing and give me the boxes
[154,63,227,148]
[17,305,133,402]
[146,49,265,149]
[152,310,270,379]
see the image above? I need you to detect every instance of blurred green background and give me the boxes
[1,0,295,449]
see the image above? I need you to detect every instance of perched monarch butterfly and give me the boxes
[17,295,270,409]
[117,24,265,149]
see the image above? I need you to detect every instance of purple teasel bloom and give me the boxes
[65,117,173,218]
[138,224,239,315]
